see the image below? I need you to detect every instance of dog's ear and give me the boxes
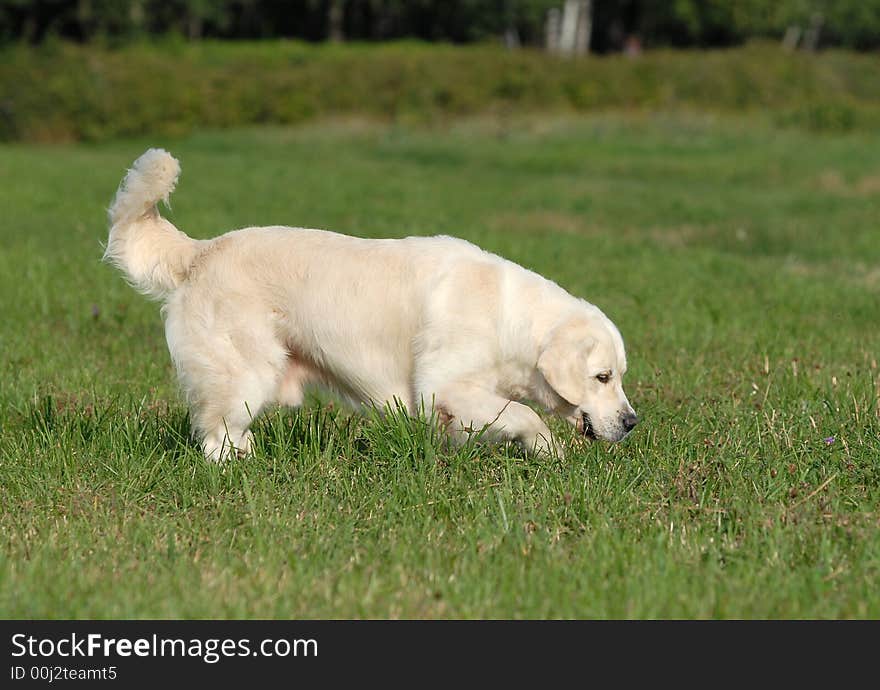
[537,320,595,406]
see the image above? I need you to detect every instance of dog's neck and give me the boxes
[494,274,586,413]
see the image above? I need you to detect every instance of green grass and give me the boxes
[1,113,878,618]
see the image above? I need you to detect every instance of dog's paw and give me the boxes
[524,432,559,459]
[202,430,253,462]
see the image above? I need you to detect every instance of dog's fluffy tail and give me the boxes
[104,148,201,300]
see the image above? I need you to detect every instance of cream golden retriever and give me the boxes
[105,149,637,461]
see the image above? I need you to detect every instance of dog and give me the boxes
[105,149,637,461]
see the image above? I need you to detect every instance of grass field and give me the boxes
[1,114,878,618]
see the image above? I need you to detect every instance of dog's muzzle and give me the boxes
[581,412,597,440]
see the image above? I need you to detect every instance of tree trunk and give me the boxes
[559,0,579,54]
[329,0,344,42]
[574,0,592,55]
[187,13,203,40]
[545,8,561,53]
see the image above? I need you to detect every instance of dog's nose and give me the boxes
[622,413,638,432]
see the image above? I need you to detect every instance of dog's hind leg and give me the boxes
[193,385,267,462]
[167,310,288,462]
[186,360,283,462]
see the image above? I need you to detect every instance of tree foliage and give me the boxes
[1,1,878,49]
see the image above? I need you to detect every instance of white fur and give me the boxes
[106,149,637,461]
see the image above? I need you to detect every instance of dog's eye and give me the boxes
[596,372,611,384]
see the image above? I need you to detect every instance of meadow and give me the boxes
[0,113,878,618]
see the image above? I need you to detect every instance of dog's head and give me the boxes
[537,312,637,442]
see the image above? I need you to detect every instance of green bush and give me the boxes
[1,40,879,143]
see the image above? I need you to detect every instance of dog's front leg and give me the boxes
[432,384,556,457]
